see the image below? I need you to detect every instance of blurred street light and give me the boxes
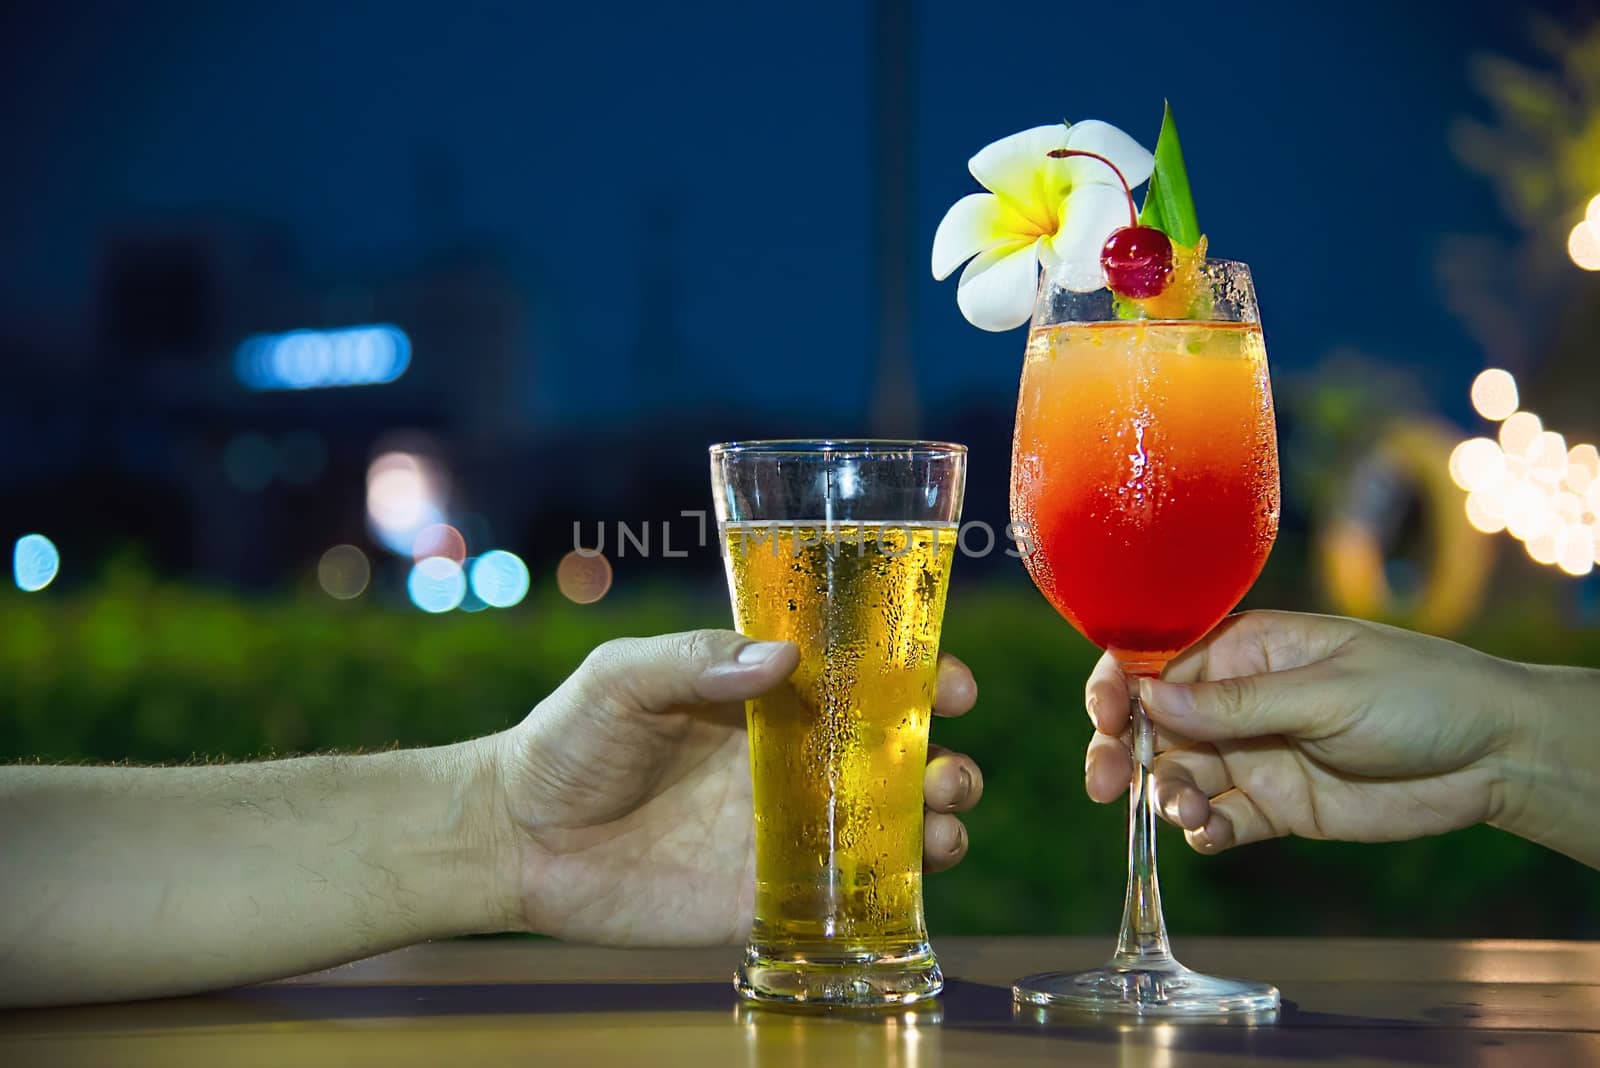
[367,451,447,555]
[1568,219,1600,271]
[412,523,467,564]
[317,545,371,600]
[1469,368,1518,421]
[1450,368,1600,574]
[470,550,530,608]
[13,534,60,592]
[557,549,613,604]
[407,556,466,613]
[236,324,410,391]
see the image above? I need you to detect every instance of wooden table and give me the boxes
[3,937,1597,1066]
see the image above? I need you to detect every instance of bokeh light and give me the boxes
[235,324,411,391]
[1526,431,1568,485]
[368,467,428,529]
[457,569,488,613]
[470,550,531,608]
[1453,381,1600,576]
[1504,480,1553,542]
[367,451,447,554]
[1468,369,1518,422]
[407,556,467,613]
[1464,490,1506,534]
[1498,411,1542,456]
[412,523,467,564]
[223,432,277,492]
[1565,444,1599,492]
[557,549,613,604]
[13,534,60,592]
[1587,193,1600,232]
[1448,437,1503,492]
[1568,221,1600,271]
[317,544,371,600]
[1560,527,1596,577]
[1526,530,1560,565]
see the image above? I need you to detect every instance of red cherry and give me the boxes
[1101,225,1174,299]
[1043,149,1178,298]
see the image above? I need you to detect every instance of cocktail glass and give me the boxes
[1009,261,1281,1015]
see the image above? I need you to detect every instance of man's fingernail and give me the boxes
[1142,678,1194,719]
[1086,693,1101,730]
[958,766,972,801]
[735,640,790,666]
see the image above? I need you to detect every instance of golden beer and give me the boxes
[723,522,955,966]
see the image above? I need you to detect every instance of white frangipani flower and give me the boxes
[931,121,1155,331]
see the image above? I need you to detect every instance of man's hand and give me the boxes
[0,629,983,1007]
[493,630,984,945]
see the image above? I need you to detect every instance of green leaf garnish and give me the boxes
[1138,101,1200,247]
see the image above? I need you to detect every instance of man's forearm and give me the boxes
[0,740,520,1007]
[1494,663,1600,870]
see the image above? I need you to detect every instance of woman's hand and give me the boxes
[1081,612,1527,854]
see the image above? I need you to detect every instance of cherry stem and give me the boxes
[1045,148,1138,229]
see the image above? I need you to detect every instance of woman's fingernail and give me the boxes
[958,766,973,802]
[1161,790,1181,823]
[1179,790,1204,829]
[1086,693,1101,730]
[1201,814,1233,850]
[735,640,790,666]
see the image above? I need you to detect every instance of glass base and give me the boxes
[735,942,943,1007]
[1013,958,1279,1017]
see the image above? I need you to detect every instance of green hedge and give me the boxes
[3,569,1596,939]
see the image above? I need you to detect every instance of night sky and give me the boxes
[0,0,1570,431]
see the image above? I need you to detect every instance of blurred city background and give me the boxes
[4,0,1600,938]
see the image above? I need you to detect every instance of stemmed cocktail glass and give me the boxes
[1009,259,1281,1015]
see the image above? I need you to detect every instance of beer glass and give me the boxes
[711,440,966,1006]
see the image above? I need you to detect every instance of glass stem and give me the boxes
[1112,683,1173,968]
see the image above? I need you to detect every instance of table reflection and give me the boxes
[736,1002,942,1068]
[1013,1000,1280,1068]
